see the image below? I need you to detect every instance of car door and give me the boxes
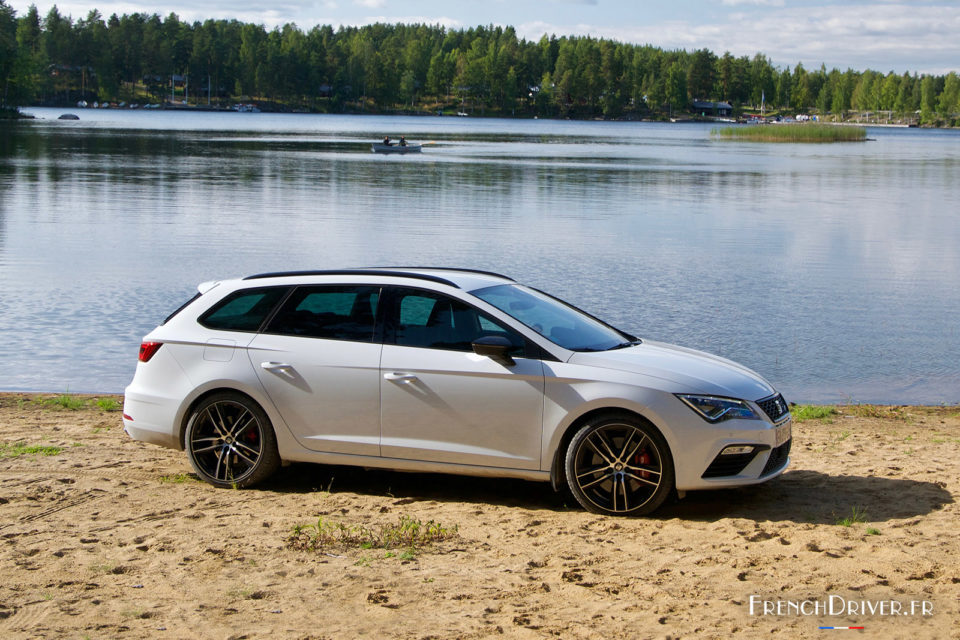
[379,287,544,470]
[247,285,382,456]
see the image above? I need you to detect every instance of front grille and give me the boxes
[757,393,789,422]
[761,438,792,476]
[702,449,761,478]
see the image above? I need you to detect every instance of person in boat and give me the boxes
[382,136,392,146]
[399,136,407,147]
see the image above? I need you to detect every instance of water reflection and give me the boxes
[1,111,959,403]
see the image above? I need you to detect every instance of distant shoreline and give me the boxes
[11,104,960,129]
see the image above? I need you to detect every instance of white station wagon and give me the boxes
[123,268,791,516]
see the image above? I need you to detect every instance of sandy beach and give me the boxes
[0,394,956,639]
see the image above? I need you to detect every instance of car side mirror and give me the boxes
[471,335,516,366]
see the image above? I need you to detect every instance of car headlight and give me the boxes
[676,394,761,423]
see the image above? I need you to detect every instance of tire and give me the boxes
[184,392,280,488]
[564,413,674,516]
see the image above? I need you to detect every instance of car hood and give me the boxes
[567,340,776,401]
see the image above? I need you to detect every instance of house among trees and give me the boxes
[693,101,733,117]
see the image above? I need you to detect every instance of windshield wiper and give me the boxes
[607,340,641,351]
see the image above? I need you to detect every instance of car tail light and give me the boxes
[139,342,163,362]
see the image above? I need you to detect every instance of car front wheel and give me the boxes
[565,413,674,516]
[185,392,280,488]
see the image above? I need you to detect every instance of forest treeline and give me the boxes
[2,1,959,123]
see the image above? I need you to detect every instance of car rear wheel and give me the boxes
[565,413,674,516]
[185,392,280,488]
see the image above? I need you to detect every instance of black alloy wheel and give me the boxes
[565,414,674,516]
[185,392,280,488]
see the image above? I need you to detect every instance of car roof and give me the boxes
[239,267,516,292]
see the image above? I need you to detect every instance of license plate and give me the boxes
[774,420,792,448]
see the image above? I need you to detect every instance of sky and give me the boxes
[8,0,960,75]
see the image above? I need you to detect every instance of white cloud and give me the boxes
[517,4,960,74]
[721,0,785,6]
[354,0,386,8]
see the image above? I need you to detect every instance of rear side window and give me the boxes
[265,286,380,342]
[198,287,288,332]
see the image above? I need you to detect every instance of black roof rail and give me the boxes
[242,269,461,288]
[367,266,515,282]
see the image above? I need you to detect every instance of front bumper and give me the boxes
[669,410,792,491]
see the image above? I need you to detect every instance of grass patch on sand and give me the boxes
[791,405,839,423]
[794,403,912,423]
[836,506,868,527]
[159,473,201,484]
[0,442,64,458]
[30,393,122,412]
[712,123,867,143]
[93,397,122,412]
[288,515,458,555]
[843,404,909,420]
[35,393,87,410]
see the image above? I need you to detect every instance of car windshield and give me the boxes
[472,284,632,352]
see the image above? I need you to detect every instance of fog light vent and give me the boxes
[702,445,765,478]
[720,445,756,456]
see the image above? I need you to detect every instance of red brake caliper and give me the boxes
[634,451,651,479]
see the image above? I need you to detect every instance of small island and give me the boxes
[712,123,867,142]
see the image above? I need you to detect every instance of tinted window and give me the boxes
[197,287,288,332]
[266,286,380,342]
[199,287,288,332]
[389,289,524,354]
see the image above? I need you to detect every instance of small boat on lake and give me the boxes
[371,143,421,154]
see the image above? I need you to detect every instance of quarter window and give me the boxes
[266,286,380,342]
[198,287,288,332]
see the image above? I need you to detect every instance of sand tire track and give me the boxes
[0,489,108,530]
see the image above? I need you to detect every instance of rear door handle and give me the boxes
[384,372,417,383]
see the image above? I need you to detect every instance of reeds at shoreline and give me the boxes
[712,123,868,143]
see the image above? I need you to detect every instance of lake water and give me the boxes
[2,107,959,404]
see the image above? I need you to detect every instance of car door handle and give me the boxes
[261,361,292,371]
[384,372,417,383]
